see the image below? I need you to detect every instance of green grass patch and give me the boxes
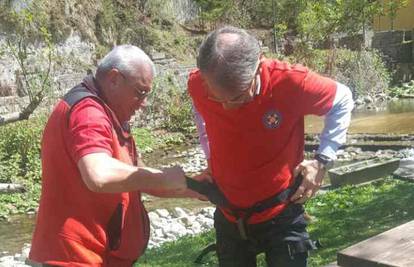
[133,128,187,154]
[136,178,414,266]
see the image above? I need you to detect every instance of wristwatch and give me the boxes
[314,154,334,170]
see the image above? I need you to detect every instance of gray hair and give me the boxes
[97,45,156,78]
[197,26,261,92]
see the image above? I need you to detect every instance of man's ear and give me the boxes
[106,68,122,89]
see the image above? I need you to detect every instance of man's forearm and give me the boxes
[318,82,354,159]
[78,153,185,193]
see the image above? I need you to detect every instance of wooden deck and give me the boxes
[336,220,414,267]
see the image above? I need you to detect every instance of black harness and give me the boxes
[185,175,318,263]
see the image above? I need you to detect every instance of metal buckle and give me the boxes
[236,218,248,240]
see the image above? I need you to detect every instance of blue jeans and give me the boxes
[214,204,311,267]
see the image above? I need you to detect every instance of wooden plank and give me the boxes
[338,220,414,267]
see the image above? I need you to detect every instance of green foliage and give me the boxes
[132,128,186,154]
[388,80,414,97]
[190,0,385,47]
[193,0,251,29]
[331,49,391,99]
[273,48,391,99]
[145,73,195,134]
[295,0,382,45]
[136,178,414,266]
[0,117,45,184]
[0,117,45,219]
[385,0,409,30]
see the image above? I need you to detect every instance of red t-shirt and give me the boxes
[188,59,337,223]
[68,98,114,161]
[30,87,148,266]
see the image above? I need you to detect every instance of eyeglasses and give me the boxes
[206,61,261,105]
[206,76,258,104]
[117,70,150,100]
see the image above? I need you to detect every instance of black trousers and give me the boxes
[214,204,311,267]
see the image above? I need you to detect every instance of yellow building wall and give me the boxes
[373,0,414,31]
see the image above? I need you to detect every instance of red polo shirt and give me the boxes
[188,59,337,224]
[30,80,149,266]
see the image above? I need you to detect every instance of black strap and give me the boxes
[62,84,97,107]
[186,174,303,217]
[194,243,217,264]
[62,83,131,145]
[185,177,229,207]
[240,175,303,221]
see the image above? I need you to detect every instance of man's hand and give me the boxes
[161,166,187,192]
[190,167,213,201]
[290,159,326,204]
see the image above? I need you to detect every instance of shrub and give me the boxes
[142,73,195,134]
[0,117,45,185]
[270,48,391,100]
[331,49,391,100]
[0,117,45,219]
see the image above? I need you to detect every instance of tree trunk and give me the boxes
[0,112,21,126]
[0,88,45,126]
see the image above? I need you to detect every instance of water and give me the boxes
[0,215,35,255]
[306,99,414,134]
[2,99,414,256]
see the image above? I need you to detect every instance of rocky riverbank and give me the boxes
[0,207,215,267]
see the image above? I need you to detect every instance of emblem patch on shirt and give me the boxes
[263,110,282,129]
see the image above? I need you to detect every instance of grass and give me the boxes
[132,128,187,154]
[135,177,414,267]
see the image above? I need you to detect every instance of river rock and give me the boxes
[155,209,170,218]
[148,211,160,221]
[200,207,215,219]
[154,228,165,238]
[196,216,214,230]
[171,207,188,218]
[165,221,187,238]
[364,96,373,103]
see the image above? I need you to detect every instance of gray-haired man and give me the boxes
[188,26,353,267]
[29,45,195,266]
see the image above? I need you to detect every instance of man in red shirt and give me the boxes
[189,27,354,266]
[29,45,194,266]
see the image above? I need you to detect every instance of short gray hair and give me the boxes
[97,45,156,77]
[197,26,260,91]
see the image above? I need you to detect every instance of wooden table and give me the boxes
[337,220,414,267]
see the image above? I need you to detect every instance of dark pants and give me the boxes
[214,204,311,267]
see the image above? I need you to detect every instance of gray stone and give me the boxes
[171,207,188,218]
[154,228,165,238]
[165,221,187,237]
[364,96,373,103]
[200,207,215,219]
[148,211,160,221]
[196,216,214,229]
[156,208,169,218]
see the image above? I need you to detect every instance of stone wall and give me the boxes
[372,30,414,82]
[372,30,413,63]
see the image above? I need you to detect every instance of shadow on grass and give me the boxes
[136,178,414,267]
